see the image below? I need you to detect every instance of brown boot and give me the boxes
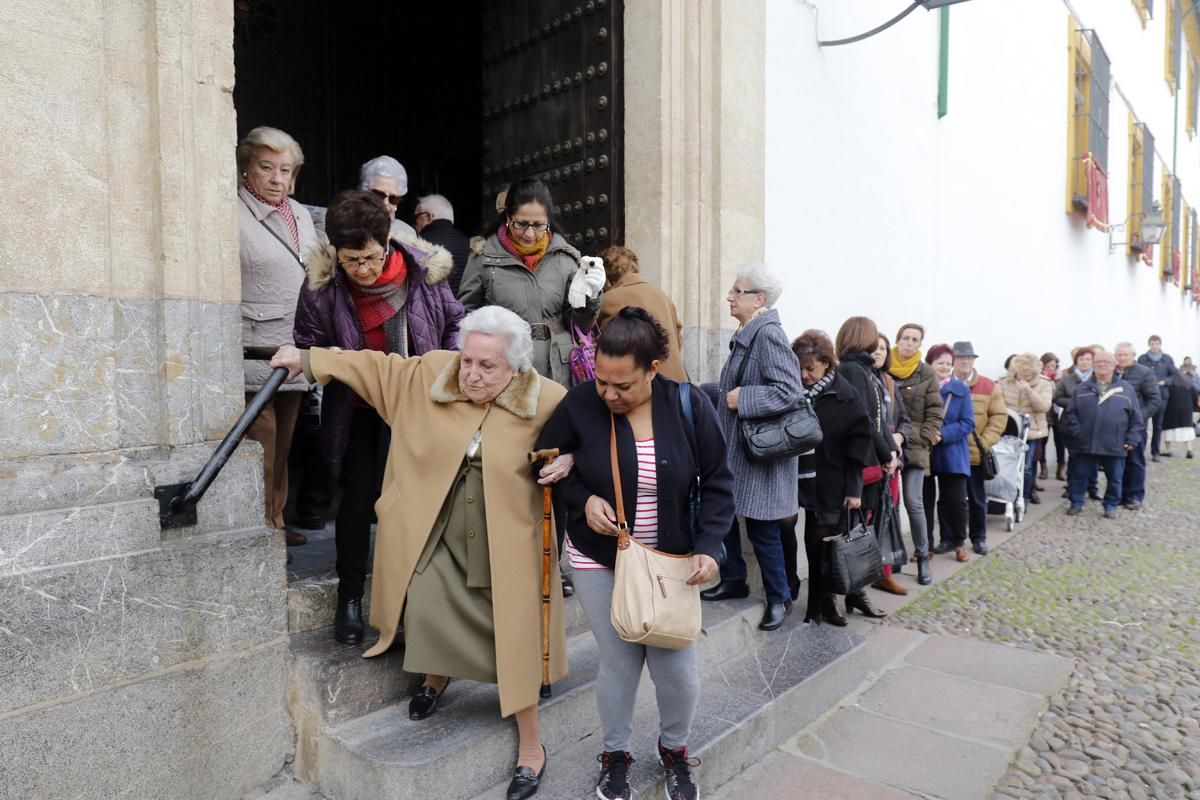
[955,546,970,562]
[871,574,909,596]
[1056,463,1067,482]
[1038,463,1048,481]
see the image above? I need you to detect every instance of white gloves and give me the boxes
[567,256,606,308]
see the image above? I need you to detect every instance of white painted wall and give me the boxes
[766,0,1200,375]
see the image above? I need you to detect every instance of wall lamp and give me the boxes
[1109,203,1166,254]
[819,0,975,47]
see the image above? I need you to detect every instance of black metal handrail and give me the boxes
[155,347,290,529]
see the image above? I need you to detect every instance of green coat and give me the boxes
[893,361,945,473]
[458,232,600,387]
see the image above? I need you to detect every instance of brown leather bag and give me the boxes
[606,414,702,649]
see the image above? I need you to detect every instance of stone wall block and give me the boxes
[0,294,119,459]
[0,526,286,714]
[0,641,292,800]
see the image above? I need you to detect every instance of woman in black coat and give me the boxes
[783,330,877,625]
[1161,370,1200,458]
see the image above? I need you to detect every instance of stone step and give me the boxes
[306,598,862,800]
[287,569,591,639]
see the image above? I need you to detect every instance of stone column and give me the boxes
[0,2,290,798]
[624,0,767,381]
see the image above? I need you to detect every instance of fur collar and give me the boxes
[429,354,541,419]
[305,228,454,291]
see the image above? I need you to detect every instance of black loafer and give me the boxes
[506,745,547,800]
[334,596,363,645]
[973,541,989,556]
[758,600,792,631]
[700,579,750,602]
[409,679,451,720]
[931,541,955,555]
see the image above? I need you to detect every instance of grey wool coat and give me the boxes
[703,309,803,520]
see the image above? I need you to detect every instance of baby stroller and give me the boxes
[984,412,1032,532]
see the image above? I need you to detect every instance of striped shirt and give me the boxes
[567,438,659,570]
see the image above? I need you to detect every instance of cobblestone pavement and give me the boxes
[894,459,1200,800]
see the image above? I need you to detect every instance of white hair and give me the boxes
[358,155,409,196]
[1114,341,1135,353]
[458,306,534,372]
[418,193,455,224]
[735,262,784,308]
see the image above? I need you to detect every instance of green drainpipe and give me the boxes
[938,6,950,119]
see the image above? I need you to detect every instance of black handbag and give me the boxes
[733,324,823,462]
[972,430,998,481]
[822,508,884,595]
[874,490,907,568]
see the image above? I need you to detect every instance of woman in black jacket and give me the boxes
[787,330,876,625]
[534,307,735,800]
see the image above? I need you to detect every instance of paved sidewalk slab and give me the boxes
[710,750,914,800]
[857,666,1047,748]
[905,632,1075,696]
[791,707,1013,800]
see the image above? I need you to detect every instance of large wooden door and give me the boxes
[480,0,624,254]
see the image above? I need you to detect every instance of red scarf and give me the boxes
[244,184,300,250]
[348,250,408,352]
[498,223,550,270]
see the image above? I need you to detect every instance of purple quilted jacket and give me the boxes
[293,235,464,481]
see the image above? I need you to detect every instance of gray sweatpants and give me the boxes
[572,568,700,752]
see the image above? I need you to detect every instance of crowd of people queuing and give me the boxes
[242,125,1200,800]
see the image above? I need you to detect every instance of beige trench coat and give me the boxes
[304,347,568,717]
[597,273,688,382]
[239,185,317,391]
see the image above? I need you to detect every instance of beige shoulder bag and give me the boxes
[607,414,702,650]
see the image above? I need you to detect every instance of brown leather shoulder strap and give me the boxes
[609,413,630,549]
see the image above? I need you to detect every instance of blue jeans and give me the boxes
[1068,453,1125,511]
[1023,440,1039,500]
[717,516,790,604]
[1121,433,1148,503]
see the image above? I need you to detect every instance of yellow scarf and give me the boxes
[889,347,921,380]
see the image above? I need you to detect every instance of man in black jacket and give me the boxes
[1137,334,1178,459]
[414,194,472,295]
[1065,351,1146,518]
[1115,342,1161,510]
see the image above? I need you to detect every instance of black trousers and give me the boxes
[802,511,835,622]
[336,407,389,600]
[934,473,969,547]
[966,465,988,544]
[923,474,939,546]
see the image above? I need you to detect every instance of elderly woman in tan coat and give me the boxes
[999,352,1054,505]
[272,306,571,800]
[237,125,318,547]
[596,245,688,381]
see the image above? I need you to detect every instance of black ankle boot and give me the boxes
[334,596,363,644]
[700,579,750,601]
[820,596,847,627]
[845,591,888,618]
[916,555,932,586]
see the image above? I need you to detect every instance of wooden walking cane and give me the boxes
[528,448,560,699]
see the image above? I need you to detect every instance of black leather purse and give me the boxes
[822,508,884,595]
[972,430,998,481]
[733,324,823,462]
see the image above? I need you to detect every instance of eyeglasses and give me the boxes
[508,219,550,233]
[369,188,403,206]
[727,288,764,298]
[339,249,388,270]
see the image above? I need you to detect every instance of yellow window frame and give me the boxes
[1128,115,1147,257]
[1066,21,1093,217]
[1182,198,1191,290]
[1167,0,1181,94]
[1162,172,1176,279]
[1132,0,1152,28]
[1189,57,1199,139]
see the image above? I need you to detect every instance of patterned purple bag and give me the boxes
[568,322,599,386]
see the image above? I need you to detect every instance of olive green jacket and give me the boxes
[893,361,945,473]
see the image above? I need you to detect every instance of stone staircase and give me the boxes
[282,570,870,799]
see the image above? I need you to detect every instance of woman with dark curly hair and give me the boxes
[292,189,464,643]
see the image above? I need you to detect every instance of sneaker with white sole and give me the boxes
[659,741,700,800]
[595,750,634,800]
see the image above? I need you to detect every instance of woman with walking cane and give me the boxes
[271,305,573,800]
[535,308,736,800]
